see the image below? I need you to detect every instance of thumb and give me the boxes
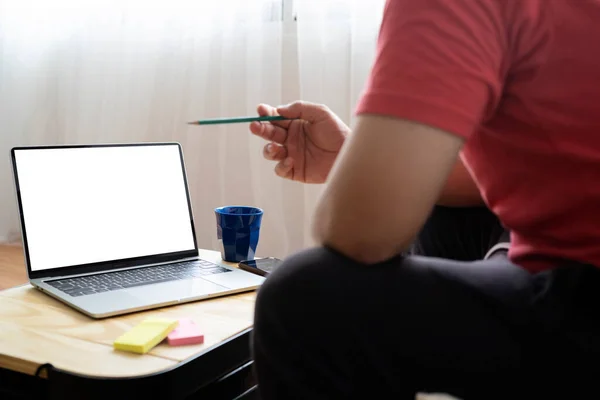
[276,101,330,123]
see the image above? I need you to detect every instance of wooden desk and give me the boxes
[0,244,28,289]
[0,246,259,399]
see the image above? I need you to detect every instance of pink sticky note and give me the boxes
[167,318,204,346]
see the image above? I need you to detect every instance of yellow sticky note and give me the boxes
[114,317,179,354]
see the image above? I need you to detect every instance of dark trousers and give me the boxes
[252,206,600,399]
[408,205,509,260]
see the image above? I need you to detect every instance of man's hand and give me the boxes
[249,101,350,183]
[312,115,465,264]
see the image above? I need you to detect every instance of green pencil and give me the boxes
[188,115,292,125]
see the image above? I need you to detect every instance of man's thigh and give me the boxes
[410,205,508,261]
[253,247,545,399]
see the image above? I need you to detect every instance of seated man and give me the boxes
[249,0,600,398]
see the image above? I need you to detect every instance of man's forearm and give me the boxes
[437,159,484,207]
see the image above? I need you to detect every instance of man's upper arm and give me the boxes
[312,115,464,264]
[356,0,506,136]
[312,0,507,263]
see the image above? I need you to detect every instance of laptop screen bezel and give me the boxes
[10,142,200,280]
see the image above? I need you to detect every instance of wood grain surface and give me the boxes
[0,245,257,378]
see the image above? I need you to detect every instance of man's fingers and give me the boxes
[263,143,288,161]
[257,103,292,128]
[276,101,330,124]
[257,101,331,125]
[274,157,294,180]
[249,121,288,144]
[257,103,277,117]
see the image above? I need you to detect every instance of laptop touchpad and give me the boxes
[126,278,229,302]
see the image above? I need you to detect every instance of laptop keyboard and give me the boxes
[46,260,231,297]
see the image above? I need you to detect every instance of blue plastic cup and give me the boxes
[215,206,263,262]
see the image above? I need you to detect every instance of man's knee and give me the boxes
[256,247,350,301]
[254,247,361,325]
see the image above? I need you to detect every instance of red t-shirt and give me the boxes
[356,0,600,273]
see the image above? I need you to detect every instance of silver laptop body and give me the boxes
[11,142,265,318]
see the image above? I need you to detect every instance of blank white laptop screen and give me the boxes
[13,145,196,272]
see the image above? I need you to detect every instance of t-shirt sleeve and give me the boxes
[355,0,508,139]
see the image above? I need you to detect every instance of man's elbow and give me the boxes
[313,226,403,265]
[325,239,401,265]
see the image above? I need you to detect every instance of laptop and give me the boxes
[10,142,266,318]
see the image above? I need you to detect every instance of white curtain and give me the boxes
[0,0,385,258]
